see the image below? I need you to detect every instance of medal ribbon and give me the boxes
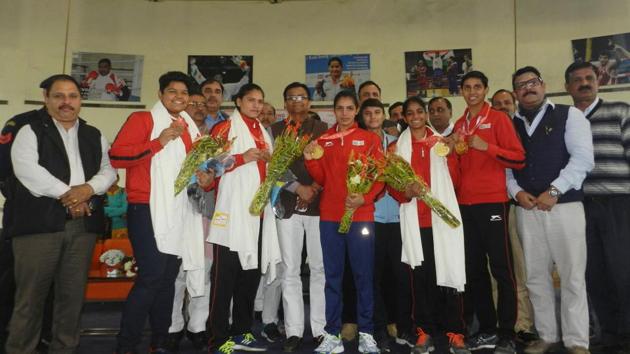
[459,104,491,138]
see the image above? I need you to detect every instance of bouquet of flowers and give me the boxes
[381,153,460,228]
[174,134,234,195]
[249,124,311,215]
[338,150,384,234]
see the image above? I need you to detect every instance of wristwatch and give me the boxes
[548,185,562,198]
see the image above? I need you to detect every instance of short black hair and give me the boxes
[564,61,599,83]
[159,71,193,93]
[200,78,225,94]
[359,98,385,120]
[428,96,452,111]
[460,70,488,88]
[388,101,403,116]
[402,96,426,115]
[39,74,81,95]
[328,57,343,67]
[333,90,358,109]
[358,80,381,95]
[98,58,112,66]
[491,89,516,104]
[512,66,542,89]
[234,83,265,106]
[283,82,311,100]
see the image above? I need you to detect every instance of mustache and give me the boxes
[524,91,537,96]
[578,85,592,92]
[59,105,74,110]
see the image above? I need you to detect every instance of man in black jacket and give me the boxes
[4,74,115,354]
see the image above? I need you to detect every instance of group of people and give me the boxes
[0,59,628,354]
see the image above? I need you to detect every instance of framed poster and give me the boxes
[572,32,630,85]
[188,55,253,100]
[306,54,370,101]
[404,49,473,98]
[71,52,144,102]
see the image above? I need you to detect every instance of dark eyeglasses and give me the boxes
[514,77,543,91]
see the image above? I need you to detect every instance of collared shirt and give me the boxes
[11,119,116,198]
[583,97,601,117]
[437,123,454,136]
[204,110,227,132]
[507,99,594,198]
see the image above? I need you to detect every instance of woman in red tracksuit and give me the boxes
[388,96,470,354]
[304,90,383,354]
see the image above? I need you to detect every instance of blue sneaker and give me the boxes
[212,339,235,354]
[232,333,267,352]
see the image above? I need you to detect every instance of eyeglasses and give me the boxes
[514,77,543,91]
[188,102,206,107]
[286,95,308,102]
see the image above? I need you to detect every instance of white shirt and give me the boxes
[583,97,601,116]
[506,99,594,197]
[87,73,125,101]
[11,118,116,198]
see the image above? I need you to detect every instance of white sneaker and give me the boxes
[358,332,379,354]
[314,332,344,354]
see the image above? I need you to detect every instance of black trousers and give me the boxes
[117,204,181,350]
[411,228,465,336]
[373,222,412,337]
[208,242,261,348]
[460,203,516,339]
[585,195,630,345]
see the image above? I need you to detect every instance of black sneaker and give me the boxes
[186,330,208,350]
[313,334,325,345]
[261,323,283,343]
[375,332,392,353]
[283,336,303,352]
[467,332,498,351]
[164,330,184,352]
[493,338,516,354]
[395,330,416,347]
[516,331,538,345]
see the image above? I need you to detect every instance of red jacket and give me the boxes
[387,130,460,228]
[453,103,525,205]
[109,111,193,203]
[305,123,384,222]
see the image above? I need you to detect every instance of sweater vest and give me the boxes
[8,113,106,237]
[513,104,583,203]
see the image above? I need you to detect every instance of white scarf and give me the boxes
[396,127,466,292]
[207,110,281,282]
[149,101,205,296]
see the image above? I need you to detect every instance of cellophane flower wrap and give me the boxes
[174,133,234,196]
[249,123,311,215]
[382,153,460,228]
[338,150,383,234]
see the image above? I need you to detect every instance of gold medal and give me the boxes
[434,142,450,157]
[311,144,324,159]
[455,140,468,155]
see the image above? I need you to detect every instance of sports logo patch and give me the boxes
[490,215,502,221]
[324,141,334,147]
[479,123,492,129]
